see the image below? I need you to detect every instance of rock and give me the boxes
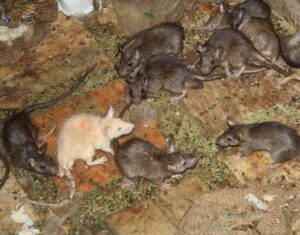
[265,0,300,29]
[111,0,184,36]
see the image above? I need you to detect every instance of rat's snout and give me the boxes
[232,22,239,30]
[200,66,212,75]
[118,67,127,78]
[215,136,226,147]
[188,157,198,168]
[126,123,135,133]
[132,96,142,105]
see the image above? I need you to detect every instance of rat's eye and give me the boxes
[40,164,46,170]
[226,136,232,141]
[182,160,187,166]
[128,62,133,67]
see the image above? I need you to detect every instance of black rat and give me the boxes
[116,22,184,78]
[198,28,290,78]
[2,65,96,182]
[216,117,300,170]
[127,53,204,105]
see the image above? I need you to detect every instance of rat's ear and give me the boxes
[106,106,114,118]
[219,2,225,13]
[166,135,176,154]
[26,158,35,168]
[227,116,237,127]
[104,125,111,136]
[134,49,141,60]
[39,143,47,155]
[197,43,206,53]
[215,47,225,59]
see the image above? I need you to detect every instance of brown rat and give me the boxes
[230,8,279,62]
[116,22,184,78]
[2,65,96,181]
[127,53,204,105]
[113,136,198,187]
[0,153,9,190]
[280,31,300,68]
[216,117,300,170]
[198,28,290,77]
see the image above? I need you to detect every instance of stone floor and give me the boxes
[0,0,299,234]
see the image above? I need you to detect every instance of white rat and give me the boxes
[24,106,135,208]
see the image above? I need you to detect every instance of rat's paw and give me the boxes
[171,174,182,180]
[95,156,108,165]
[161,183,171,191]
[122,178,134,189]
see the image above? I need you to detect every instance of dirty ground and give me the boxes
[0,0,299,234]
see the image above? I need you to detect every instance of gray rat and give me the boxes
[2,65,96,182]
[127,53,204,105]
[116,22,184,78]
[203,0,270,33]
[113,136,198,188]
[216,117,300,170]
[198,28,290,77]
[280,31,300,68]
[230,8,279,62]
[237,0,271,19]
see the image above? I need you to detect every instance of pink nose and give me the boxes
[57,166,65,177]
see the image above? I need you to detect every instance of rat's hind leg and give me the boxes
[170,89,187,102]
[267,162,283,171]
[86,156,108,166]
[267,149,293,171]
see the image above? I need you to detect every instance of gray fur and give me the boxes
[198,28,289,77]
[114,138,198,186]
[280,31,300,68]
[117,22,184,77]
[230,8,279,62]
[129,53,203,105]
[238,0,271,19]
[216,119,300,168]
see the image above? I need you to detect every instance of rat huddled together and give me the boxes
[0,0,299,208]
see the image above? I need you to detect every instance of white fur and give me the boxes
[57,107,135,173]
[0,24,29,42]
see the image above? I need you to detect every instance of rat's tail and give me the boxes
[23,64,97,114]
[119,100,134,119]
[0,153,9,190]
[21,170,75,208]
